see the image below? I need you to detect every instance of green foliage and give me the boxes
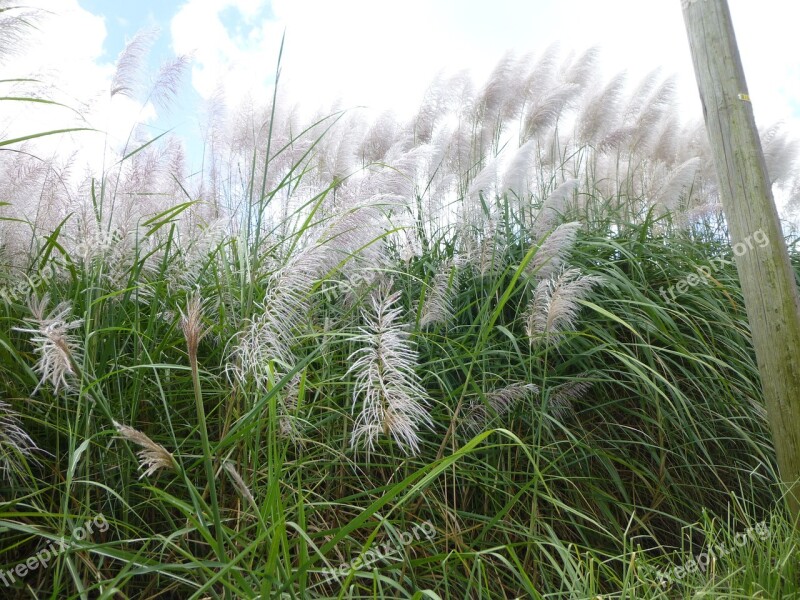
[0,18,798,599]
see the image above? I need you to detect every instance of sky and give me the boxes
[3,0,800,174]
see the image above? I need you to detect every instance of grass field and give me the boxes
[1,13,800,599]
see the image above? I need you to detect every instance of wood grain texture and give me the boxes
[683,0,800,520]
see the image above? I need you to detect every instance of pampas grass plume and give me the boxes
[526,267,603,346]
[14,294,83,394]
[0,398,39,479]
[114,421,176,479]
[528,221,582,281]
[532,179,579,239]
[347,281,433,455]
[462,382,539,434]
[223,461,256,505]
[419,262,456,329]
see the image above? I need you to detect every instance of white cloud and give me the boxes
[169,0,800,134]
[171,0,476,117]
[171,0,281,104]
[266,0,470,114]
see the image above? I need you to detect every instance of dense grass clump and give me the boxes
[2,11,800,599]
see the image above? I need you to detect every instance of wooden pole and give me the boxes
[682,0,800,522]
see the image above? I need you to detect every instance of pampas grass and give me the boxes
[546,379,592,420]
[462,382,539,434]
[110,28,159,101]
[0,0,38,64]
[0,399,38,479]
[113,421,176,479]
[13,294,83,394]
[528,220,582,280]
[347,280,433,455]
[418,261,457,328]
[525,266,604,345]
[1,36,800,599]
[223,460,256,505]
[532,178,580,238]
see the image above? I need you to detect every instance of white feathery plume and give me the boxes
[278,372,305,445]
[0,3,39,64]
[419,262,457,328]
[462,383,540,434]
[532,178,580,239]
[111,28,159,100]
[13,294,83,394]
[628,76,676,155]
[502,53,532,121]
[446,120,477,190]
[150,54,191,112]
[200,84,227,143]
[525,267,603,346]
[413,72,450,143]
[653,157,701,213]
[528,221,582,281]
[761,123,800,186]
[651,114,682,164]
[399,227,423,264]
[461,160,498,239]
[786,178,800,218]
[462,215,502,276]
[113,421,176,479]
[621,68,662,124]
[0,398,39,480]
[478,217,502,276]
[487,382,540,416]
[447,69,477,115]
[168,217,229,292]
[317,198,392,274]
[232,200,390,389]
[577,71,627,144]
[360,110,400,163]
[475,51,518,121]
[223,461,256,505]
[598,69,663,151]
[410,69,473,146]
[428,121,454,176]
[319,115,361,184]
[536,128,571,171]
[502,140,537,198]
[467,159,498,202]
[547,380,592,420]
[519,43,561,108]
[347,281,433,455]
[588,151,621,201]
[474,51,526,151]
[683,201,725,230]
[233,258,318,388]
[521,82,581,142]
[359,142,426,205]
[562,46,600,87]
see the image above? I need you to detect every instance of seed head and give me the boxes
[114,421,176,479]
[13,294,83,394]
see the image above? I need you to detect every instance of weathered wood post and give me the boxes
[682,0,800,522]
